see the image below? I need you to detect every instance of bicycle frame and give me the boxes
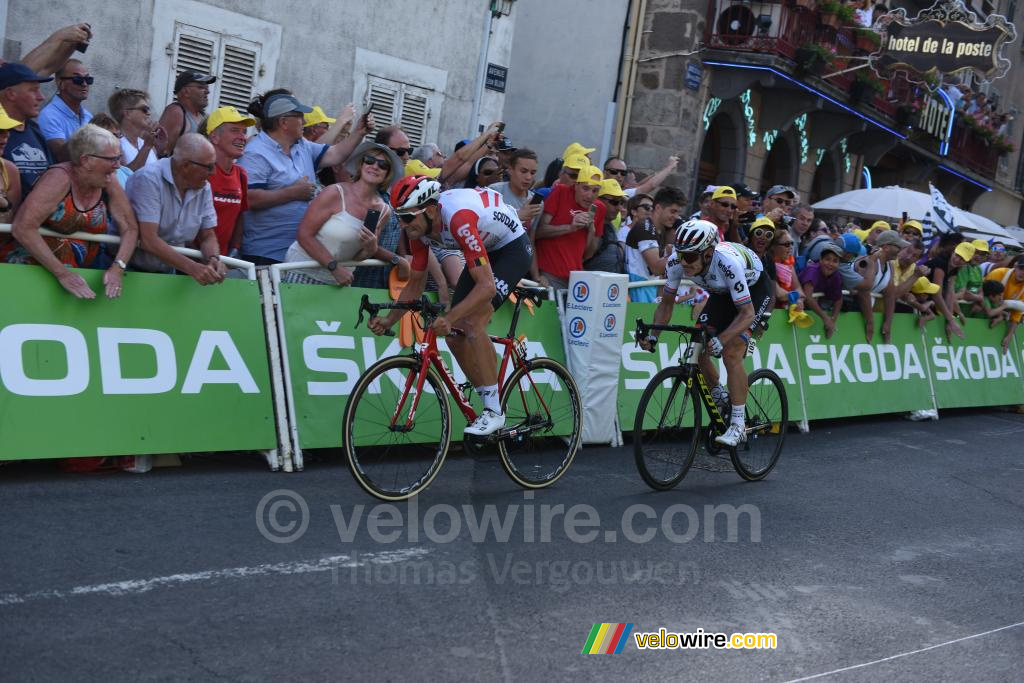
[388,296,553,433]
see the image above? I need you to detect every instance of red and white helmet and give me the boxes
[390,175,441,212]
[674,218,719,253]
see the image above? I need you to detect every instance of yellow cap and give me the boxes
[303,105,336,127]
[562,153,590,171]
[911,276,940,295]
[953,242,976,262]
[751,216,776,231]
[712,186,737,201]
[870,220,891,231]
[0,104,23,130]
[562,142,595,160]
[598,178,626,198]
[403,158,440,178]
[788,304,813,328]
[205,106,256,135]
[902,220,924,235]
[971,238,989,253]
[577,165,603,187]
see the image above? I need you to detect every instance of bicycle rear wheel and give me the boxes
[731,368,787,481]
[497,357,582,488]
[633,366,702,490]
[343,356,451,501]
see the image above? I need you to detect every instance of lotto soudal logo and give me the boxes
[607,284,620,301]
[572,282,590,302]
[569,317,587,338]
[604,314,616,332]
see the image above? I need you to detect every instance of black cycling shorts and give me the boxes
[698,270,773,336]
[451,234,533,311]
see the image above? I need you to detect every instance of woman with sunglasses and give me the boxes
[283,141,407,286]
[464,156,501,189]
[108,88,164,172]
[770,228,805,310]
[980,241,1010,277]
[640,219,773,447]
[4,123,138,299]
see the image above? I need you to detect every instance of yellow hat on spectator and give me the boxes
[788,304,814,328]
[751,216,776,232]
[870,220,891,231]
[598,178,626,198]
[577,165,603,187]
[711,186,737,201]
[971,239,990,253]
[304,105,336,127]
[0,104,22,130]
[205,106,256,134]
[953,242,976,262]
[403,158,440,178]
[902,220,924,235]
[562,154,590,171]
[562,142,595,160]
[911,276,940,295]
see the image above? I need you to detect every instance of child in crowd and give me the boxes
[909,277,939,327]
[970,279,1006,327]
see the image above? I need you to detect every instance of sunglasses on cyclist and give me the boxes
[60,75,94,86]
[751,227,775,240]
[397,207,428,224]
[677,250,704,264]
[362,155,391,171]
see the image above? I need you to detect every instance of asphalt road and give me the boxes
[2,409,1023,682]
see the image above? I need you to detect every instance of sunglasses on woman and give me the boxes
[478,168,499,177]
[127,105,151,115]
[362,155,391,171]
[774,240,794,248]
[637,203,653,211]
[751,227,775,240]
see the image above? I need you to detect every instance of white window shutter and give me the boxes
[399,91,428,147]
[366,77,399,129]
[218,39,261,110]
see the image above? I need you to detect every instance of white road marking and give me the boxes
[783,620,1024,682]
[0,547,430,606]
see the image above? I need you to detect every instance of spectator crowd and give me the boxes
[0,22,1021,356]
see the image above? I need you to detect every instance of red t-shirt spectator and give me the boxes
[537,183,607,281]
[209,164,248,254]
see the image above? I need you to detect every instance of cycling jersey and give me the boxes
[665,242,763,307]
[410,187,524,271]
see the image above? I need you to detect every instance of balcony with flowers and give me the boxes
[701,0,1006,179]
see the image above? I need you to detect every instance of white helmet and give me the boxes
[674,219,719,253]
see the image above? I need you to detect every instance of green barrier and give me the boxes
[920,316,1024,408]
[277,284,570,448]
[0,265,276,459]
[790,310,934,420]
[618,304,807,429]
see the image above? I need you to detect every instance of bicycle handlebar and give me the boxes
[635,318,705,339]
[356,294,448,337]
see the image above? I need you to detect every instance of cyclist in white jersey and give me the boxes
[640,219,774,446]
[368,176,533,436]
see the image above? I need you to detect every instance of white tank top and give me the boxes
[284,185,386,283]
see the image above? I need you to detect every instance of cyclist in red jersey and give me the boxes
[368,176,533,436]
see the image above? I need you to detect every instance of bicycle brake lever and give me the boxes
[356,294,370,328]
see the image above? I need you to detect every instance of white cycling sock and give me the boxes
[730,404,745,428]
[475,384,501,414]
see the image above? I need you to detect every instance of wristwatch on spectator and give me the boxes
[327,260,339,272]
[390,254,401,266]
[114,258,128,270]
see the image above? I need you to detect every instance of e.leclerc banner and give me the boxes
[618,304,806,428]
[0,265,276,459]
[277,283,572,448]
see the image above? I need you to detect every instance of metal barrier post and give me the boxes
[258,269,291,472]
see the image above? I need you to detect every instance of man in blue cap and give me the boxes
[0,63,55,196]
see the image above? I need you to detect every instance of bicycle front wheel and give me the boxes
[342,356,451,501]
[731,368,788,481]
[497,357,582,488]
[633,366,702,490]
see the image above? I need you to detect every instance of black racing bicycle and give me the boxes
[632,319,788,489]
